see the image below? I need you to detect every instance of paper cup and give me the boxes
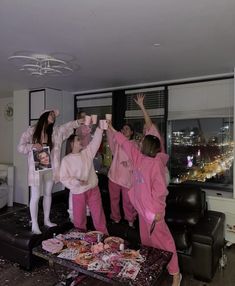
[91,114,97,124]
[84,115,91,126]
[99,120,108,130]
[105,114,112,121]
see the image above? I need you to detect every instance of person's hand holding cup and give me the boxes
[84,115,91,126]
[105,114,112,121]
[91,114,97,125]
[99,119,108,130]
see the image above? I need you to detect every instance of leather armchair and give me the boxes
[165,184,225,281]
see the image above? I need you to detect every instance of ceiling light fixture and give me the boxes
[8,52,74,76]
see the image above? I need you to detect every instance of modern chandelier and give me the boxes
[8,52,74,76]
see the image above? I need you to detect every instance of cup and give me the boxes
[119,243,124,251]
[99,120,108,130]
[105,114,112,121]
[84,115,91,126]
[91,114,97,125]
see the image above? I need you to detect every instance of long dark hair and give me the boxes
[32,111,54,150]
[141,135,161,158]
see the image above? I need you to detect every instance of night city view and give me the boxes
[169,118,234,188]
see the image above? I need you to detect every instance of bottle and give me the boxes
[102,134,112,168]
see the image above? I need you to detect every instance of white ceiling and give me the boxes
[0,0,235,98]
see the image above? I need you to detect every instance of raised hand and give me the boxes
[134,93,145,108]
[107,119,116,132]
[32,143,43,151]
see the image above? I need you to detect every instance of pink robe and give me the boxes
[17,120,80,186]
[114,131,179,275]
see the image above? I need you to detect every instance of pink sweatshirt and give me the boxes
[60,128,103,195]
[114,131,169,223]
[107,129,133,189]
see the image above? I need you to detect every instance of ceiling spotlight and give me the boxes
[153,43,161,47]
[8,52,74,76]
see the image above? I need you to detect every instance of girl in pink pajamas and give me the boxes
[108,116,181,285]
[107,124,137,227]
[60,126,108,234]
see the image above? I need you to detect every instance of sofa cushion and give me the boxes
[166,185,206,227]
[170,227,191,250]
[192,210,225,245]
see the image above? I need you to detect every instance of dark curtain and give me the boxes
[112,90,126,130]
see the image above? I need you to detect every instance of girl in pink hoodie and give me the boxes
[107,120,181,286]
[107,124,137,227]
[60,126,108,234]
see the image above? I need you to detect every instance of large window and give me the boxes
[168,78,234,192]
[168,118,233,191]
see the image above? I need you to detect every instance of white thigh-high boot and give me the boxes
[30,186,41,234]
[68,191,73,222]
[43,178,57,227]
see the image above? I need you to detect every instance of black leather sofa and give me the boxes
[98,174,225,282]
[0,190,73,269]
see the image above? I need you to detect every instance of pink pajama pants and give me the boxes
[72,186,108,234]
[139,214,179,275]
[109,179,137,223]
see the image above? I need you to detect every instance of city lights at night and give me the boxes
[170,119,233,186]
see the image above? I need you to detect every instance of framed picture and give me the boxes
[33,146,52,171]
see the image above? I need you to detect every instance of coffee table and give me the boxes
[33,240,172,285]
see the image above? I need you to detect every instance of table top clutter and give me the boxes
[33,228,172,285]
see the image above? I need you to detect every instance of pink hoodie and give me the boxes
[114,131,169,223]
[107,129,133,189]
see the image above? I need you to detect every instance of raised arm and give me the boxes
[86,127,103,158]
[134,93,152,130]
[57,119,83,141]
[134,93,165,153]
[108,121,140,165]
[106,128,116,154]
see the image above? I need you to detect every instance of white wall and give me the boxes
[62,90,74,122]
[0,97,13,164]
[13,90,29,204]
[61,90,74,155]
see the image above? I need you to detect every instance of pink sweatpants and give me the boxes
[139,214,179,275]
[109,180,137,223]
[72,186,108,234]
